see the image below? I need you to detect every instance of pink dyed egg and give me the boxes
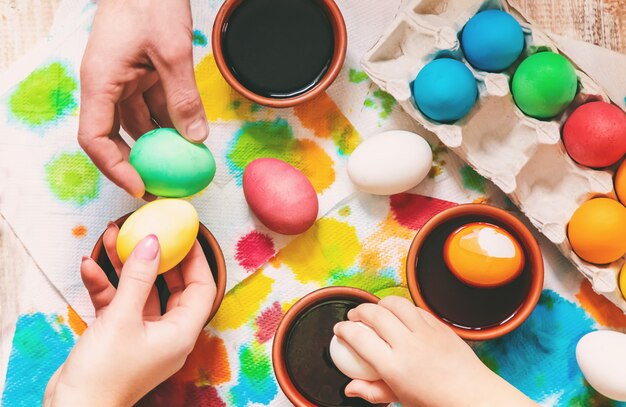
[243,158,318,235]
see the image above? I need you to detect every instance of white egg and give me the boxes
[576,330,626,401]
[329,322,381,381]
[347,130,433,195]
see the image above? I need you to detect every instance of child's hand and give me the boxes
[44,224,216,407]
[78,0,208,198]
[334,296,537,407]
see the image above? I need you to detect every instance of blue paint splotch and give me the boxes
[473,290,624,406]
[2,313,75,406]
[229,342,277,405]
[193,29,208,47]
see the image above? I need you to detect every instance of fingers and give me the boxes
[143,285,162,319]
[144,83,174,128]
[333,320,391,368]
[378,296,429,332]
[80,256,116,315]
[110,234,161,316]
[119,93,156,140]
[103,222,123,274]
[160,241,216,334]
[348,303,411,347]
[151,40,208,142]
[344,380,397,404]
[164,267,185,311]
[78,62,145,198]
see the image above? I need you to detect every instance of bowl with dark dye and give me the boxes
[90,213,227,322]
[406,204,544,341]
[273,287,387,407]
[212,0,347,108]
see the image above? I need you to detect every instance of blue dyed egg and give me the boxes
[461,10,524,72]
[412,59,478,123]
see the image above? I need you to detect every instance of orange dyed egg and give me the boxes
[615,160,626,204]
[568,198,626,264]
[444,222,525,287]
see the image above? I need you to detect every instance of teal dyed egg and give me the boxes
[130,128,216,197]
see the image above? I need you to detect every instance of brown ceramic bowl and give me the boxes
[90,213,227,323]
[273,287,386,407]
[212,0,347,108]
[406,204,544,341]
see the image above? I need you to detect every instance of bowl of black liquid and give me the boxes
[272,287,387,407]
[90,213,227,323]
[212,0,347,108]
[406,204,544,341]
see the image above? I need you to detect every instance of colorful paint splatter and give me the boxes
[45,151,101,205]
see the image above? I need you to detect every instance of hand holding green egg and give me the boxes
[130,128,216,198]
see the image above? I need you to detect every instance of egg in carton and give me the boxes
[361,0,626,312]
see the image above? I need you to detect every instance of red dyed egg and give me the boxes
[243,158,318,235]
[563,101,626,168]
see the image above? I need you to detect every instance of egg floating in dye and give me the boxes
[347,130,433,195]
[330,322,381,381]
[117,199,199,274]
[412,58,478,123]
[243,158,318,235]
[130,128,216,198]
[511,52,578,119]
[443,222,524,287]
[576,330,626,402]
[615,160,626,205]
[567,198,626,264]
[461,10,524,72]
[562,102,626,168]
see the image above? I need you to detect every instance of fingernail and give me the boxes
[347,309,354,319]
[81,255,91,263]
[135,234,159,260]
[106,221,119,230]
[186,119,209,142]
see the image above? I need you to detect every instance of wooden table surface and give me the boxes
[0,0,625,324]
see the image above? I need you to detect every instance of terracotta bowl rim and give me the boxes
[272,286,386,407]
[211,0,348,108]
[90,212,227,323]
[405,204,544,341]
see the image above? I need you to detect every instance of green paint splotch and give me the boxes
[349,69,369,84]
[46,151,101,205]
[226,119,335,193]
[460,164,486,194]
[9,62,77,126]
[363,89,397,119]
[193,29,208,46]
[230,342,277,405]
[2,313,76,406]
[329,268,399,294]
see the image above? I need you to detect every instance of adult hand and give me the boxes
[43,224,216,406]
[334,296,537,407]
[78,0,208,198]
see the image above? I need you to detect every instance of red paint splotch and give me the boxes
[255,301,284,343]
[390,193,457,230]
[139,382,225,407]
[235,231,276,271]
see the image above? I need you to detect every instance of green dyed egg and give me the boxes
[130,128,216,197]
[511,52,578,119]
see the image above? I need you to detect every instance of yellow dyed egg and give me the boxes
[444,222,525,287]
[619,264,626,299]
[117,199,199,274]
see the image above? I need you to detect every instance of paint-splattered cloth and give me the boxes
[2,1,626,406]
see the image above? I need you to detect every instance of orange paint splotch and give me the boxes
[71,225,87,238]
[174,332,231,386]
[576,279,626,329]
[67,306,87,335]
[294,92,362,155]
[358,213,414,273]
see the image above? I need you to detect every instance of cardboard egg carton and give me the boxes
[361,0,626,311]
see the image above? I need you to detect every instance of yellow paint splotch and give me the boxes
[211,272,274,331]
[274,218,360,283]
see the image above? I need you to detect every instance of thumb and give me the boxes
[111,234,160,315]
[344,379,397,405]
[156,45,208,143]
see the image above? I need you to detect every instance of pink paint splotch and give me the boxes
[390,193,457,230]
[235,231,276,272]
[255,301,284,343]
